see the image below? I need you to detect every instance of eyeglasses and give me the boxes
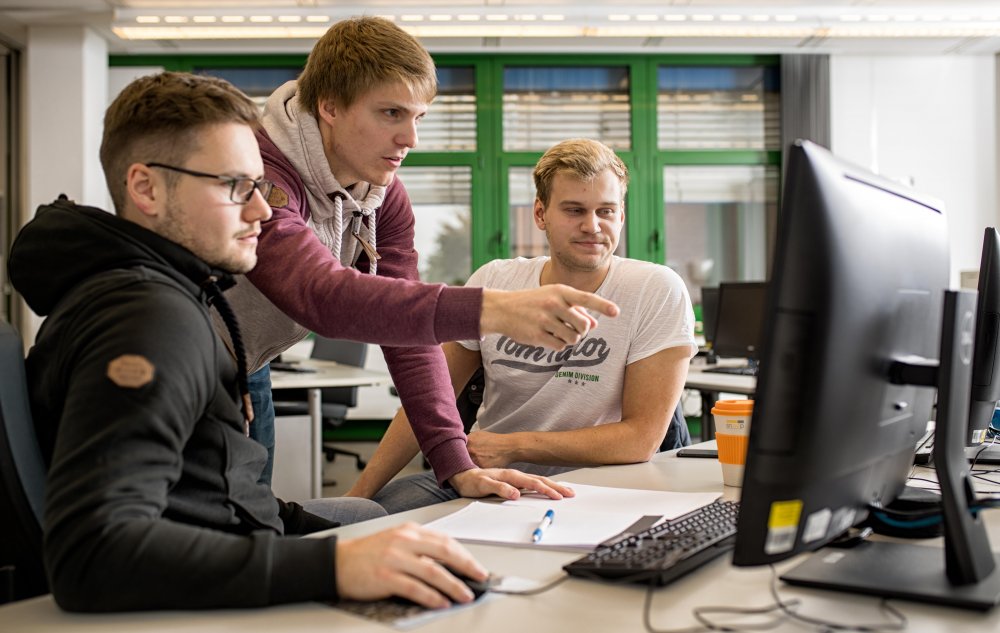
[145,162,274,204]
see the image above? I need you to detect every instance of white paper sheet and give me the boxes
[505,482,721,520]
[423,483,721,549]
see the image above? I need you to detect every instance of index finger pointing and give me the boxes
[564,288,619,318]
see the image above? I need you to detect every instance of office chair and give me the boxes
[454,367,692,450]
[0,321,48,603]
[272,337,369,474]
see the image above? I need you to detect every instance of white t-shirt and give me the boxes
[461,256,696,476]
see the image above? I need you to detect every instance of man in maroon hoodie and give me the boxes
[220,16,618,498]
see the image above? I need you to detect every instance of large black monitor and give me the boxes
[712,281,767,361]
[968,227,1000,452]
[732,141,1000,610]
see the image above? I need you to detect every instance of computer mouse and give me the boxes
[388,569,495,608]
[442,566,496,601]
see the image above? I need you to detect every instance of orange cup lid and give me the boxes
[711,399,754,416]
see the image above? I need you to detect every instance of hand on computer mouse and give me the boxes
[336,522,490,608]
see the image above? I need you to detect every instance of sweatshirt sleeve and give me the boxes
[246,147,482,346]
[41,287,339,612]
[368,181,476,483]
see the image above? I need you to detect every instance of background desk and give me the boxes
[269,359,390,500]
[686,363,756,440]
[3,447,999,632]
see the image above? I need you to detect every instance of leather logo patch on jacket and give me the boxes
[267,185,289,208]
[107,354,155,388]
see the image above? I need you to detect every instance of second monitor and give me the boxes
[705,281,768,375]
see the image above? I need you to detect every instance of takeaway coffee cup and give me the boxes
[712,399,754,487]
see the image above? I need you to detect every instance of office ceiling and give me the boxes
[1,1,1000,55]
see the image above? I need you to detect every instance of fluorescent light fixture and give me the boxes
[110,7,1000,42]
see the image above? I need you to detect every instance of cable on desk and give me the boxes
[640,566,909,633]
[767,565,907,632]
[641,575,792,633]
[490,573,569,596]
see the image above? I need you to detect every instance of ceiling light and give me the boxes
[608,15,630,22]
[664,15,687,22]
[541,15,565,21]
[277,16,301,23]
[220,16,244,23]
[305,15,329,23]
[636,15,658,22]
[249,16,273,24]
[429,15,452,22]
[163,16,187,24]
[720,15,743,23]
[135,15,160,24]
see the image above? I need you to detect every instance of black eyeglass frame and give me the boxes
[145,162,274,204]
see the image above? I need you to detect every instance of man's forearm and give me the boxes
[346,410,424,498]
[470,420,666,469]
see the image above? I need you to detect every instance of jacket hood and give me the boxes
[9,197,234,316]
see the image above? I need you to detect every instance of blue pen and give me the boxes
[532,509,555,543]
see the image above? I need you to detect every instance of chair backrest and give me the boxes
[311,337,368,408]
[0,320,48,601]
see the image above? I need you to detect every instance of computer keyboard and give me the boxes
[563,499,740,586]
[702,365,758,376]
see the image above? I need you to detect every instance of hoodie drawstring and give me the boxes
[202,277,254,436]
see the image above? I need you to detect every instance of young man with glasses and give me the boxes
[9,71,493,611]
[225,16,616,501]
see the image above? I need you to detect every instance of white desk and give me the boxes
[4,448,999,632]
[269,359,390,499]
[686,361,757,441]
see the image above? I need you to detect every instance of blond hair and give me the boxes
[100,71,259,213]
[298,16,437,115]
[533,138,629,207]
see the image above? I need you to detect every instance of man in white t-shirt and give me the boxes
[347,138,697,512]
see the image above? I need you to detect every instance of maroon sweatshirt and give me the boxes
[247,128,479,483]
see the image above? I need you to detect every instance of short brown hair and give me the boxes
[100,71,260,213]
[297,16,437,116]
[533,139,629,207]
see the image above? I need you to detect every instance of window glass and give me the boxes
[504,67,630,151]
[398,166,472,285]
[195,67,299,107]
[663,165,778,303]
[418,66,476,152]
[658,66,780,150]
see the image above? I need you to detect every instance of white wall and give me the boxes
[830,55,998,286]
[22,25,108,339]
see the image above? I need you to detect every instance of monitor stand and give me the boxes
[781,541,1000,611]
[967,443,1000,465]
[782,291,1000,611]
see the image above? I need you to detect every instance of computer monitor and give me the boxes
[968,227,1000,447]
[701,286,720,348]
[732,140,1000,610]
[712,281,767,361]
